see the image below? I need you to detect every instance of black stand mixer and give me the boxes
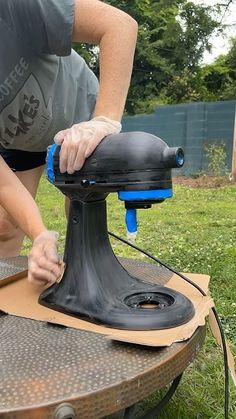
[39,132,195,330]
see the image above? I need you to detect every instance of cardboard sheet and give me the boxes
[0,269,27,288]
[0,271,214,347]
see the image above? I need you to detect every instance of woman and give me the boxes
[0,0,137,285]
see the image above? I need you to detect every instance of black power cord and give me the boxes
[123,374,183,419]
[108,231,230,419]
[140,374,183,419]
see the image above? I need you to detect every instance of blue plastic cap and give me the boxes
[126,208,137,233]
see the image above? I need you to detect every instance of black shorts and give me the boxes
[0,144,47,171]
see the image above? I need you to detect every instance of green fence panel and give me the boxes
[122,101,235,176]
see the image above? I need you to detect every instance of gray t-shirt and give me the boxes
[0,0,99,152]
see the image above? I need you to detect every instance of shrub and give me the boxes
[205,142,228,176]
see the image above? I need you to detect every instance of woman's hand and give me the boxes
[28,230,63,286]
[54,116,121,174]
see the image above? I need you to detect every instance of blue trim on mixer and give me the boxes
[118,189,173,201]
[46,144,58,184]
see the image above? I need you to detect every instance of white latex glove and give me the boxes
[54,116,122,174]
[28,231,62,286]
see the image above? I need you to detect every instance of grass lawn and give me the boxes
[22,176,236,419]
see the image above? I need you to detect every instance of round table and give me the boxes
[0,257,206,419]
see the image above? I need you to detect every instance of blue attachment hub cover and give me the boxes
[46,144,58,184]
[176,150,184,167]
[118,189,173,201]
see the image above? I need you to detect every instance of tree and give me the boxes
[73,1,222,113]
[202,37,236,101]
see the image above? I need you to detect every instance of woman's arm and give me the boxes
[72,0,138,121]
[55,0,138,174]
[0,157,62,284]
[0,157,45,241]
